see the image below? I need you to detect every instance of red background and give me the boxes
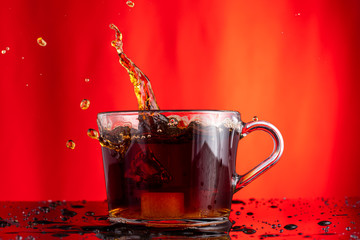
[0,0,359,201]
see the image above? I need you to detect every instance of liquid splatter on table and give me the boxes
[0,197,359,239]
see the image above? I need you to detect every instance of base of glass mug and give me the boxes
[108,217,232,232]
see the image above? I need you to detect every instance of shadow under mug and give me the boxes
[97,110,284,232]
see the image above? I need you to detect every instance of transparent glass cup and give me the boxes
[97,110,284,231]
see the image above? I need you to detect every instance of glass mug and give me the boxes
[97,110,284,231]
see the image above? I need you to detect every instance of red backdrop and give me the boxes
[0,0,359,201]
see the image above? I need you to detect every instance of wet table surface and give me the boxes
[0,198,359,239]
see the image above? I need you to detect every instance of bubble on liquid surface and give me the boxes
[87,129,99,139]
[168,117,178,127]
[80,99,90,110]
[66,140,75,149]
[126,0,135,7]
[37,37,47,47]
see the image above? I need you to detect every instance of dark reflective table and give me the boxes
[0,198,359,239]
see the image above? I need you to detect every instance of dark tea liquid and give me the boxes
[100,122,240,221]
[103,25,241,223]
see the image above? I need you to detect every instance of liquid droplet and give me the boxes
[252,116,259,121]
[0,220,11,227]
[61,208,77,217]
[284,224,298,230]
[242,227,256,234]
[126,0,135,7]
[80,99,90,110]
[109,24,123,54]
[85,211,95,216]
[85,78,90,83]
[37,37,47,47]
[6,47,10,51]
[87,129,99,139]
[1,50,6,54]
[318,220,332,226]
[232,200,246,205]
[71,204,84,209]
[38,206,50,213]
[66,140,76,150]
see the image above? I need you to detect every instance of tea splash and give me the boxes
[109,24,159,110]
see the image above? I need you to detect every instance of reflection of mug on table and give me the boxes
[97,110,284,231]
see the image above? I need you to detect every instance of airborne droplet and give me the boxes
[80,99,90,110]
[87,129,99,139]
[1,50,6,54]
[84,78,90,83]
[126,0,135,7]
[252,116,259,121]
[66,140,76,150]
[37,37,47,47]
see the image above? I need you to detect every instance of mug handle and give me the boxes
[233,120,284,193]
